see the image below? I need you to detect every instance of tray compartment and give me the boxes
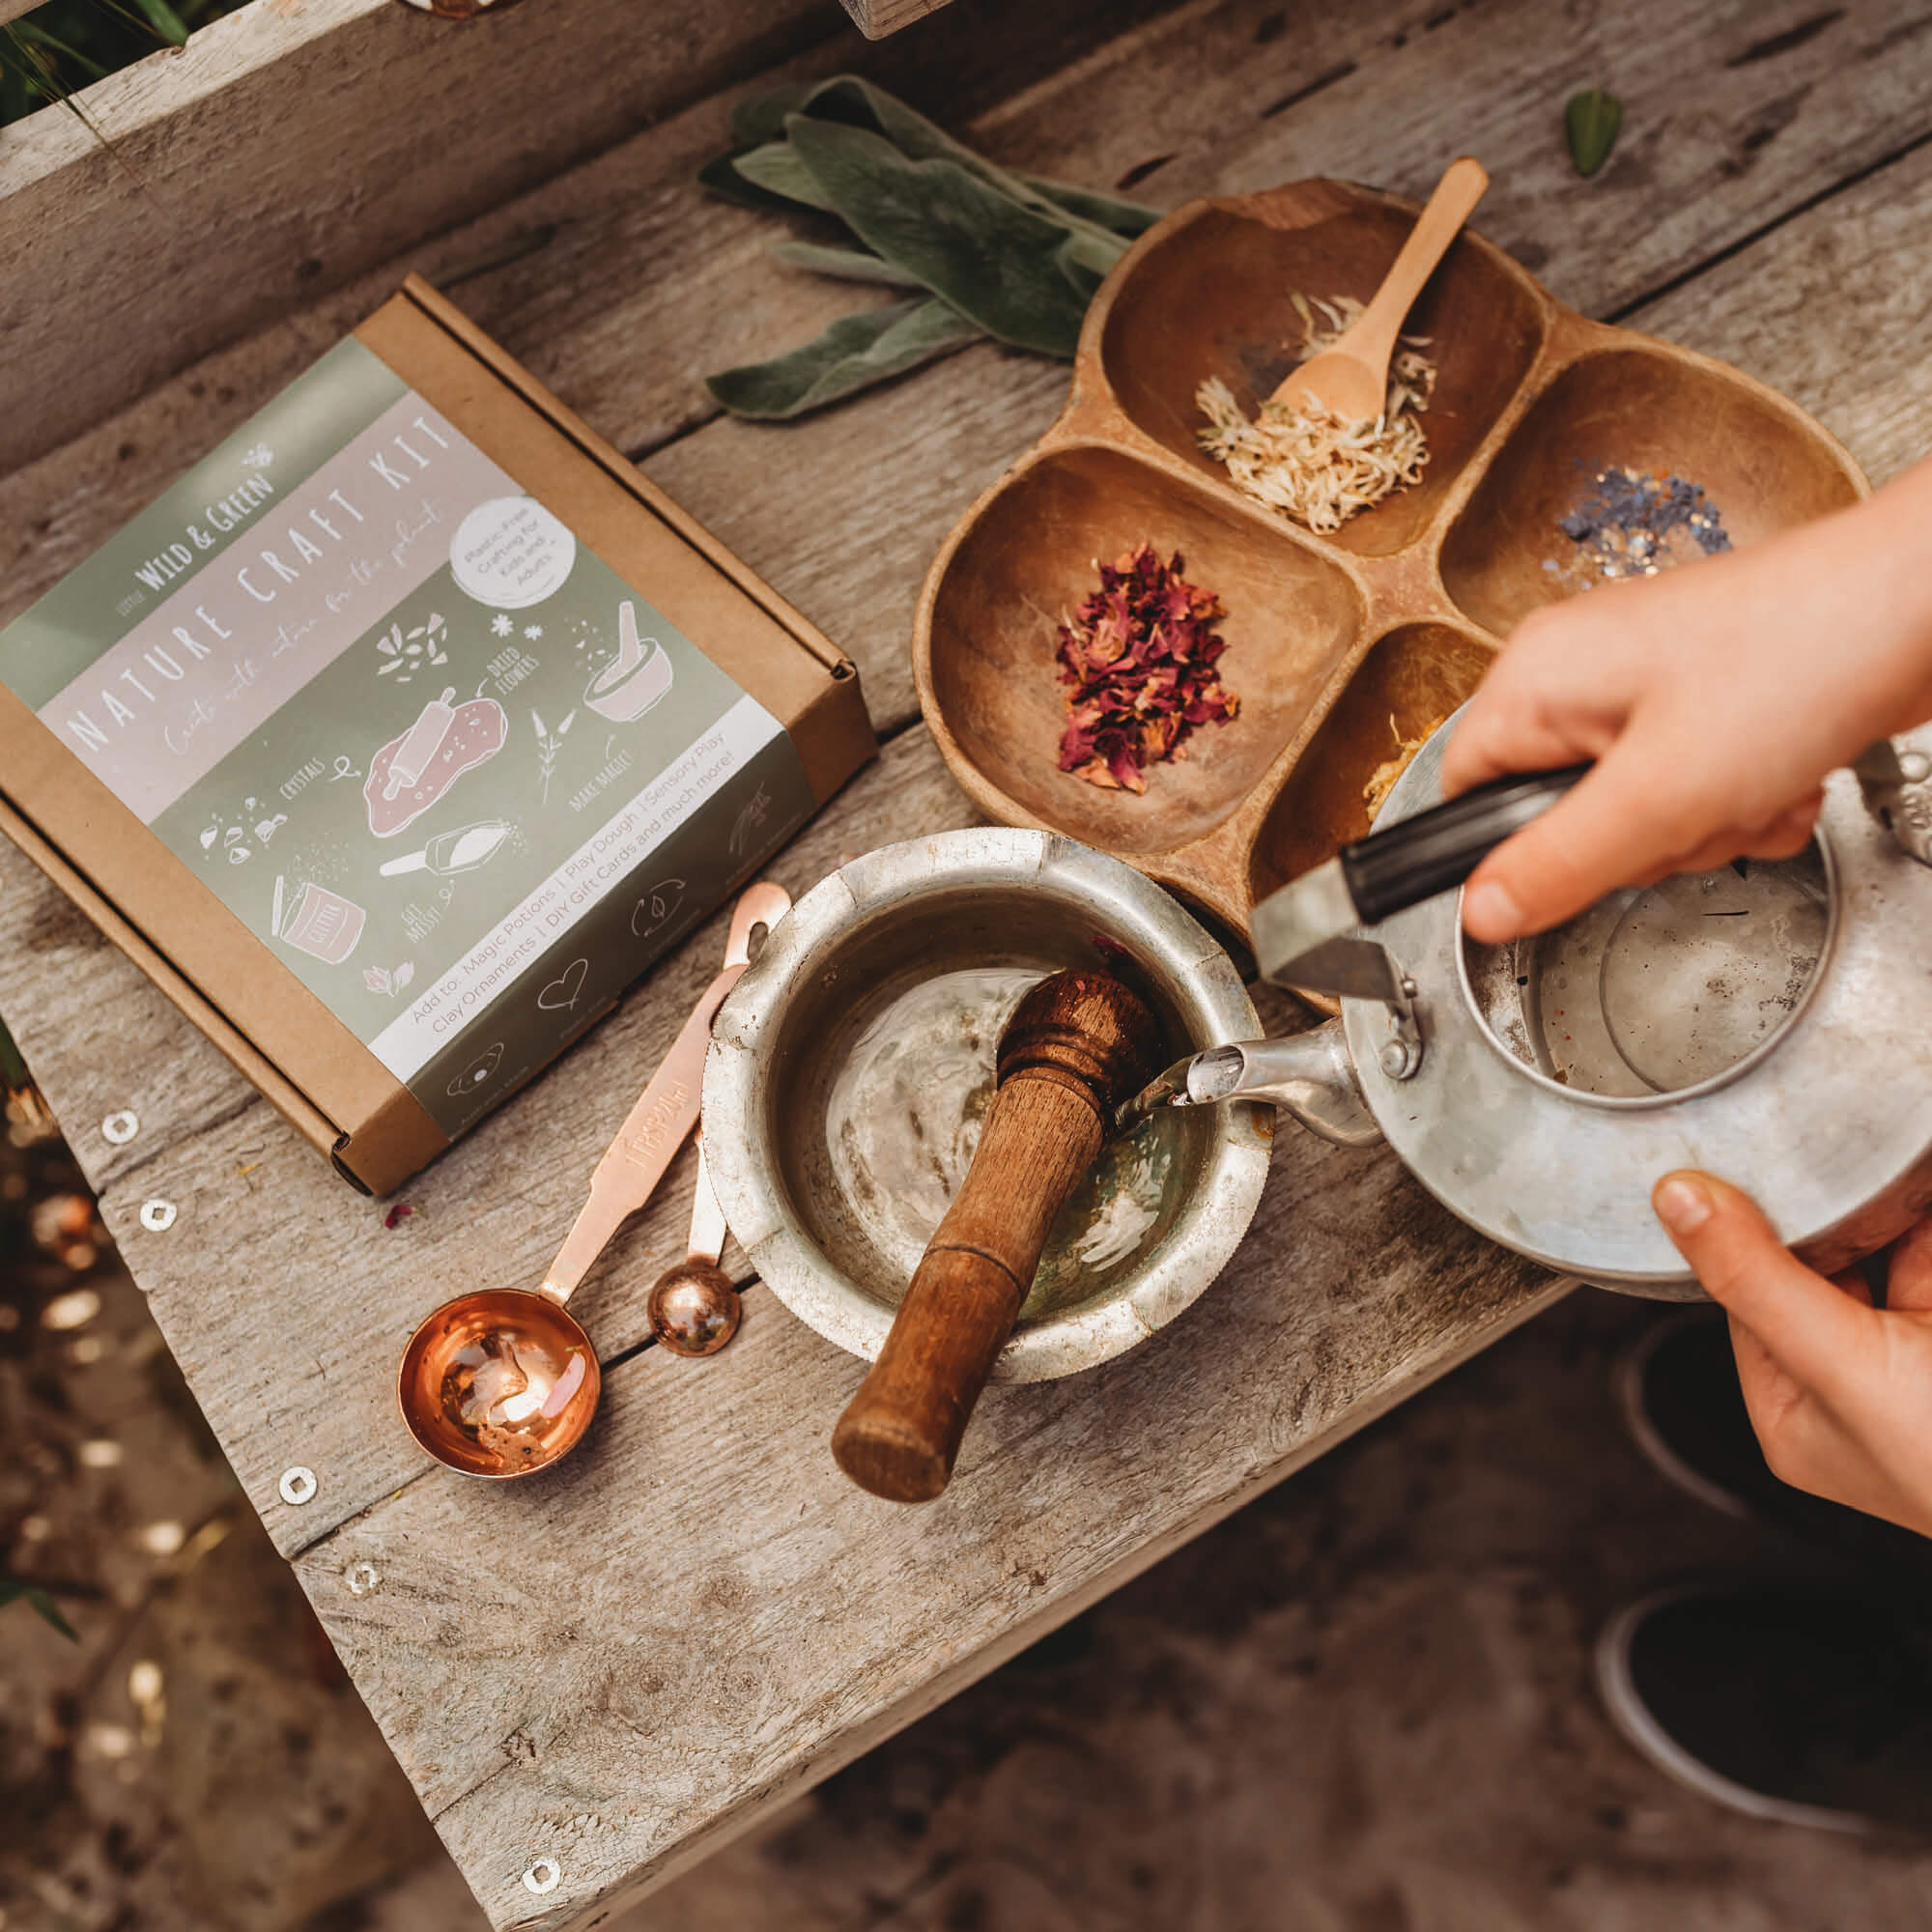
[1440,345,1864,637]
[924,443,1364,857]
[1098,191,1548,558]
[1247,620,1495,901]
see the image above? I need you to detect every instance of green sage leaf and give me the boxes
[730,80,822,150]
[1565,87,1623,178]
[1015,172,1162,238]
[705,296,983,420]
[783,114,1122,357]
[700,74,1161,419]
[132,0,191,47]
[771,241,926,286]
[731,140,840,213]
[698,148,808,214]
[735,75,1146,249]
[0,1577,78,1642]
[1053,225,1127,303]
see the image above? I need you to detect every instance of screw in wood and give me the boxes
[139,1199,177,1233]
[523,1858,562,1895]
[100,1110,140,1147]
[278,1466,317,1506]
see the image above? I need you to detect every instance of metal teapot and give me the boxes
[1134,722,1932,1295]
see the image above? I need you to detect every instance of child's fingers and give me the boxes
[1461,752,1715,942]
[1673,799,1826,875]
[1438,606,1632,800]
[1652,1171,1877,1408]
[1439,704,1599,798]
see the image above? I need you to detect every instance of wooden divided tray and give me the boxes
[913,177,1867,940]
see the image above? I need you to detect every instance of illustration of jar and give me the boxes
[272,874,367,965]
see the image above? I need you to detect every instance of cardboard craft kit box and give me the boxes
[0,278,874,1193]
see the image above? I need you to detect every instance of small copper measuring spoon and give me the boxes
[397,880,792,1478]
[645,1133,740,1355]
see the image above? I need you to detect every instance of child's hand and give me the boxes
[1441,458,1932,943]
[1654,1176,1932,1541]
[1440,458,1932,1532]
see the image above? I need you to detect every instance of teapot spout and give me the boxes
[1122,1021,1382,1149]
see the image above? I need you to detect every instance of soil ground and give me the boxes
[4,1105,1926,1932]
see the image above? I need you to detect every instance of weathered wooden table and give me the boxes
[3,1,1929,1925]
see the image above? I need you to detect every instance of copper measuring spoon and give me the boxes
[645,1132,739,1355]
[397,880,792,1478]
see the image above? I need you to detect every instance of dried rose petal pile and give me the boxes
[1055,543,1239,794]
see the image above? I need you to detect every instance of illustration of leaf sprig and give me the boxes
[532,707,577,805]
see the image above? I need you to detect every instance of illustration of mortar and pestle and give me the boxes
[583,601,674,723]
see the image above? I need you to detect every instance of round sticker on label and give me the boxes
[450,497,577,610]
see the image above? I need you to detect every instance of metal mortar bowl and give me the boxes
[702,830,1275,1380]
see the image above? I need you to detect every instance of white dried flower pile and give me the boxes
[1195,296,1438,534]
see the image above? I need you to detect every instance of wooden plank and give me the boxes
[0,0,1922,1679]
[0,0,1918,1612]
[0,0,840,475]
[839,0,960,38]
[1634,140,1932,484]
[0,833,256,1195]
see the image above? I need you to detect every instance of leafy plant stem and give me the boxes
[699,73,1157,420]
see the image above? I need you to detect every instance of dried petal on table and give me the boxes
[1195,297,1438,534]
[1055,544,1239,794]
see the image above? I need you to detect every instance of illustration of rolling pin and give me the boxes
[383,687,459,801]
[831,969,1161,1503]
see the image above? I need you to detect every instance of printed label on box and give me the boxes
[0,340,814,1134]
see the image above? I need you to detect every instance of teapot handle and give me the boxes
[1342,764,1589,925]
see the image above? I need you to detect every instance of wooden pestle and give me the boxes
[831,969,1162,1502]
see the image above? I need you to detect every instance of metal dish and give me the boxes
[702,829,1274,1379]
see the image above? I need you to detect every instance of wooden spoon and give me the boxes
[831,969,1161,1503]
[1271,155,1489,420]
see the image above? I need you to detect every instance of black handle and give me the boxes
[1340,764,1589,926]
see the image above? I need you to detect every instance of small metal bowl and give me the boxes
[703,830,1274,1381]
